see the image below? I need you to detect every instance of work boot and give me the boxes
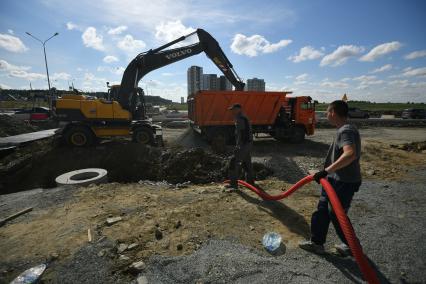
[334,243,352,257]
[298,240,325,255]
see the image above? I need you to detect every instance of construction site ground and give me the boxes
[1,127,426,283]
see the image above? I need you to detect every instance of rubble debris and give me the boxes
[177,244,183,251]
[391,141,426,153]
[174,220,182,229]
[127,243,138,250]
[10,263,46,284]
[136,275,149,284]
[0,207,33,227]
[117,243,128,253]
[106,216,122,226]
[119,255,130,261]
[129,260,146,273]
[155,228,163,240]
[87,228,92,242]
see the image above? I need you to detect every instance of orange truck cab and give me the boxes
[188,90,315,144]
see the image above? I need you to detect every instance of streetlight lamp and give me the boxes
[25,32,59,91]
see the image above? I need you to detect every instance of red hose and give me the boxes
[225,176,379,284]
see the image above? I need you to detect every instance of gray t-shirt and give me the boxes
[324,124,361,183]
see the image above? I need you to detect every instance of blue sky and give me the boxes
[0,0,425,102]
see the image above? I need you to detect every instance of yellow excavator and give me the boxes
[53,29,245,146]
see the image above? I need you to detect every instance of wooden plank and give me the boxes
[0,207,33,227]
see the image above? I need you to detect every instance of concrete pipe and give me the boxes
[55,168,108,187]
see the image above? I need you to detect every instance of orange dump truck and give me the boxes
[188,90,316,144]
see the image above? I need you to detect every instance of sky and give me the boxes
[0,0,425,103]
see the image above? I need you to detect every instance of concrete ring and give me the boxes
[55,168,108,187]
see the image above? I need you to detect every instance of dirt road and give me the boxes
[1,127,425,283]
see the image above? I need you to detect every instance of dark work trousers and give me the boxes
[229,143,254,187]
[311,177,361,245]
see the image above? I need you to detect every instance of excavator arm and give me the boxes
[118,29,245,113]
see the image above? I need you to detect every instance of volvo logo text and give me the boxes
[165,48,192,60]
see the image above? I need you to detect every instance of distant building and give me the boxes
[246,77,265,92]
[202,74,219,91]
[218,75,232,91]
[180,97,185,104]
[187,66,203,96]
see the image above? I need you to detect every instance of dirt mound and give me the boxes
[0,141,273,193]
[390,141,426,153]
[162,148,226,183]
[0,114,38,137]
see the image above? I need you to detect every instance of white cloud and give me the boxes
[388,80,409,87]
[402,67,426,77]
[359,41,402,62]
[353,75,384,89]
[231,33,292,57]
[51,72,71,80]
[320,45,363,66]
[9,70,45,81]
[97,66,125,75]
[370,64,392,73]
[0,59,31,72]
[320,80,349,88]
[7,29,14,35]
[117,34,146,52]
[82,27,105,51]
[293,73,308,85]
[0,33,28,53]
[66,21,79,30]
[103,55,119,63]
[82,72,107,91]
[288,46,324,63]
[154,20,195,45]
[108,25,128,35]
[404,50,426,60]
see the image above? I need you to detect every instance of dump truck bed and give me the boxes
[188,91,292,126]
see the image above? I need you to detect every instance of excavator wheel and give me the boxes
[132,127,154,145]
[64,126,95,147]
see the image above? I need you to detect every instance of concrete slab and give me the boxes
[0,128,59,146]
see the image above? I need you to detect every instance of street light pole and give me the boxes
[25,32,59,91]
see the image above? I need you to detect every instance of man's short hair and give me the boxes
[329,100,348,117]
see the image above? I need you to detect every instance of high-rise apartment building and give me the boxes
[246,77,265,92]
[187,66,203,96]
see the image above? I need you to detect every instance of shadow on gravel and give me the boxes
[267,156,307,183]
[237,190,310,239]
[252,139,330,158]
[322,254,391,284]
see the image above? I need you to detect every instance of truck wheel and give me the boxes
[64,126,94,147]
[290,127,305,143]
[133,127,154,145]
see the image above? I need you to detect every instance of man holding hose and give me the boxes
[299,100,362,256]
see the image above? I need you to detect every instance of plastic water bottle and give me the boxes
[262,232,282,253]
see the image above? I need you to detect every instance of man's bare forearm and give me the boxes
[325,150,356,173]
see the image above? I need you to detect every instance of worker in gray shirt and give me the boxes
[299,100,362,256]
[226,103,254,189]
